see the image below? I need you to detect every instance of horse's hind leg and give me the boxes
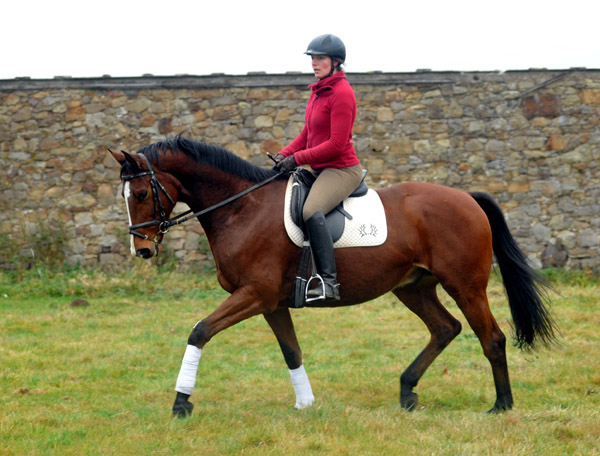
[394,284,462,411]
[444,284,513,412]
[263,307,314,409]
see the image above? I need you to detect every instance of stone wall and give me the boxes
[1,70,599,270]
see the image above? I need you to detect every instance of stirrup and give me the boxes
[305,274,340,302]
[305,274,326,303]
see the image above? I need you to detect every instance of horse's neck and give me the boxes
[159,157,235,206]
[173,164,265,227]
[195,172,284,245]
[188,169,250,209]
[159,152,283,239]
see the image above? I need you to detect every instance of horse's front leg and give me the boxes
[172,285,275,418]
[263,307,314,409]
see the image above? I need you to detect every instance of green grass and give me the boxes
[1,267,599,455]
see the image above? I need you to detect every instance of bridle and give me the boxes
[121,154,176,250]
[121,153,282,254]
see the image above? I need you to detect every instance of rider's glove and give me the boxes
[274,155,298,173]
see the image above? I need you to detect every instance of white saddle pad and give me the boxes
[283,176,388,248]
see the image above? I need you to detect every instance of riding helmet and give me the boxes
[305,34,346,63]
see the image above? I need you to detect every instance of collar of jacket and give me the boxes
[309,70,346,95]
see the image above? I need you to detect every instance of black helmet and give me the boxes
[305,34,346,63]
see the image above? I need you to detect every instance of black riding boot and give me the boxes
[305,211,340,301]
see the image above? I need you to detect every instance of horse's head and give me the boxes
[110,149,180,258]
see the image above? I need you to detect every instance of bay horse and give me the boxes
[109,136,555,417]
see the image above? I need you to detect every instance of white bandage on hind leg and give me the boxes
[289,364,315,409]
[175,345,202,395]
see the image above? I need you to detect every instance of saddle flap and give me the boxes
[290,169,347,242]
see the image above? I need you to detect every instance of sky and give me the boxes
[1,0,598,80]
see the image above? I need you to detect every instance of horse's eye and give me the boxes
[136,191,148,201]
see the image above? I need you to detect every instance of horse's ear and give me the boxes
[121,150,140,169]
[108,148,140,169]
[108,148,126,165]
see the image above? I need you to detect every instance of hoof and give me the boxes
[487,398,513,414]
[400,392,419,411]
[173,400,193,418]
[486,403,512,414]
[172,392,194,418]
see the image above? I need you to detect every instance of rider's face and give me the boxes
[311,54,334,79]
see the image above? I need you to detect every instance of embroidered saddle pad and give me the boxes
[283,172,388,248]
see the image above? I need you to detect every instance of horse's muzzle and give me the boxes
[136,248,154,259]
[132,236,163,259]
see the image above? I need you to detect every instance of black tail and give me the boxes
[471,192,556,349]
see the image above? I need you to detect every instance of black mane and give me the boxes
[137,136,283,183]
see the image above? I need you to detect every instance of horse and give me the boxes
[109,136,555,417]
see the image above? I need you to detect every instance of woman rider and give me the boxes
[274,34,363,302]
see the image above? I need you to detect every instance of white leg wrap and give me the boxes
[175,345,202,395]
[289,365,315,409]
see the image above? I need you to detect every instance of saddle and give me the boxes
[290,168,368,240]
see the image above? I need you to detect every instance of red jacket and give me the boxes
[280,71,360,170]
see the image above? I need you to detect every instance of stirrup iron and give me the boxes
[305,274,326,303]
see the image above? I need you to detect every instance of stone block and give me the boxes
[389,137,413,156]
[485,139,505,152]
[260,140,282,154]
[367,158,386,175]
[521,93,560,119]
[228,141,249,159]
[66,106,86,121]
[249,88,269,100]
[560,149,584,164]
[255,115,273,128]
[127,98,152,113]
[140,114,157,127]
[465,139,484,152]
[376,107,394,122]
[507,181,530,193]
[213,105,238,121]
[467,155,486,172]
[532,222,552,242]
[97,184,115,206]
[546,134,567,150]
[577,229,599,248]
[487,181,507,193]
[581,89,600,105]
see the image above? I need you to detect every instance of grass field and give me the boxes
[1,264,599,455]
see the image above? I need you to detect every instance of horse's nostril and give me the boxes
[136,248,152,259]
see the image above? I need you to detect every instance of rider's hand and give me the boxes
[274,155,298,173]
[271,154,286,170]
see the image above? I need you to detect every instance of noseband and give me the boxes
[121,154,176,250]
[121,153,283,254]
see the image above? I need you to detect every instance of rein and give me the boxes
[122,153,282,248]
[167,172,282,227]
